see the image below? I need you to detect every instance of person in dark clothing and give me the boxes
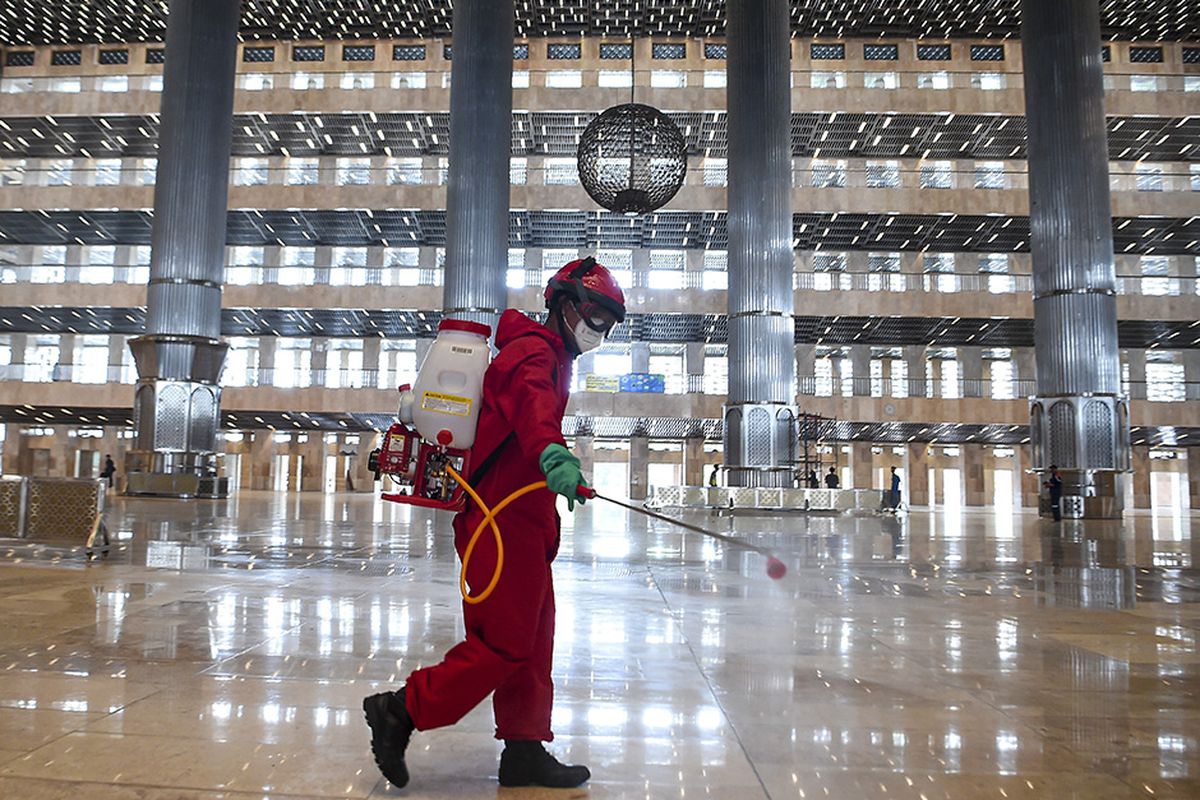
[807,470,820,489]
[100,455,116,489]
[708,465,720,487]
[889,466,901,511]
[1044,464,1063,521]
[824,466,840,489]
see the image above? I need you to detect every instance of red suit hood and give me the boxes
[494,308,569,360]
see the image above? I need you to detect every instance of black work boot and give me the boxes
[362,687,415,788]
[498,740,591,788]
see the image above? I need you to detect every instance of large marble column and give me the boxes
[851,442,873,490]
[575,434,595,477]
[1017,444,1042,509]
[683,435,707,486]
[1188,449,1200,511]
[723,0,797,489]
[1021,0,1129,518]
[629,434,650,501]
[441,0,514,332]
[963,444,987,507]
[904,346,928,398]
[684,343,705,395]
[906,443,929,506]
[1130,446,1152,509]
[126,0,238,498]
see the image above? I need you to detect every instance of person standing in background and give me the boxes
[824,466,840,489]
[100,455,116,490]
[1044,465,1063,521]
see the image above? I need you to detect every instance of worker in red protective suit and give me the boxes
[363,257,626,789]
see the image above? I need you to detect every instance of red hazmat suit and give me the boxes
[405,309,573,741]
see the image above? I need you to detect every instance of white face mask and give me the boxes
[571,319,605,353]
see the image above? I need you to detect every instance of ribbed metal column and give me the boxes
[442,0,514,332]
[724,0,796,488]
[126,0,238,498]
[1021,0,1129,517]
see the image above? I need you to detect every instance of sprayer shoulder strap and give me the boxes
[468,364,559,485]
[469,431,515,485]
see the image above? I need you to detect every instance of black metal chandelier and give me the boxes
[576,43,687,215]
[577,103,688,214]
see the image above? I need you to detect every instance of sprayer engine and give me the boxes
[368,421,472,510]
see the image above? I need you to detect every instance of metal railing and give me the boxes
[5,161,1197,193]
[794,271,1200,297]
[2,66,1197,96]
[4,261,1198,296]
[796,376,1200,402]
[2,363,1196,403]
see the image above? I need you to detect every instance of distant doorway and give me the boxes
[74,449,99,478]
[223,453,242,493]
[942,468,962,508]
[324,455,338,493]
[273,454,291,492]
[993,468,1014,510]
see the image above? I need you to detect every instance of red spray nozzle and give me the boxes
[576,485,597,500]
[766,557,787,580]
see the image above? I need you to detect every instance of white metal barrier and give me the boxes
[0,475,109,556]
[648,484,884,513]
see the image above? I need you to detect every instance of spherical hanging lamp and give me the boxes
[576,41,688,215]
[576,103,688,214]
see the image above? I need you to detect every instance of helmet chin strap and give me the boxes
[552,300,583,358]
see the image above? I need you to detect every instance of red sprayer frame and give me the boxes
[369,421,472,511]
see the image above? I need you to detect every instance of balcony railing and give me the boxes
[796,376,1199,402]
[2,363,1196,404]
[4,261,1199,296]
[5,161,1198,194]
[3,66,1198,96]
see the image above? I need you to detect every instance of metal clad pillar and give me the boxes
[1021,0,1129,517]
[442,0,514,332]
[725,0,796,488]
[126,0,238,498]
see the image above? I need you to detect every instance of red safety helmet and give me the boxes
[544,256,626,324]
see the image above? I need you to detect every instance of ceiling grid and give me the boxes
[1,1,1196,44]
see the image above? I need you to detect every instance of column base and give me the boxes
[723,402,797,489]
[124,451,228,499]
[1037,470,1124,519]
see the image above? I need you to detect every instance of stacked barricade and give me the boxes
[648,484,883,513]
[0,476,109,555]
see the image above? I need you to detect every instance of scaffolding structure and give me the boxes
[793,412,842,487]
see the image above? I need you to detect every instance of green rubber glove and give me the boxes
[540,443,589,511]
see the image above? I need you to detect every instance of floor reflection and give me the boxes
[0,491,1196,798]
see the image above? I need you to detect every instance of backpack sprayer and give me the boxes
[368,319,490,514]
[367,319,527,605]
[369,320,786,605]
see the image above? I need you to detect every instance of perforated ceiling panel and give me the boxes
[2,209,1195,257]
[2,1,1197,45]
[1,113,1194,164]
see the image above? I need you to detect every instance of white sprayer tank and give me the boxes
[409,319,492,449]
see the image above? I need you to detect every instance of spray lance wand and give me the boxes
[369,317,787,602]
[575,486,788,580]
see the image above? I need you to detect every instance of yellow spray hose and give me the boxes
[444,464,548,605]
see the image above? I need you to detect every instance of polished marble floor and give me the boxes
[0,491,1197,799]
